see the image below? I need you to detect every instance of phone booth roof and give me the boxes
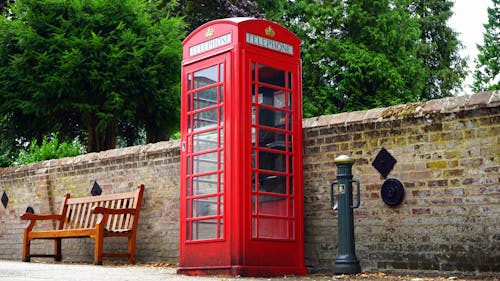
[182,18,301,64]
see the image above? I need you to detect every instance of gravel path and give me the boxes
[0,260,497,281]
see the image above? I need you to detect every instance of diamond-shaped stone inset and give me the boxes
[26,206,35,214]
[372,147,397,178]
[91,181,102,196]
[1,191,8,208]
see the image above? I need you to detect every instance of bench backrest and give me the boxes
[59,185,144,232]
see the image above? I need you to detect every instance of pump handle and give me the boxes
[330,181,338,210]
[350,179,361,209]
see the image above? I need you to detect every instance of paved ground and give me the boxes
[0,260,498,281]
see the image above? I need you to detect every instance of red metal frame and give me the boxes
[179,18,305,277]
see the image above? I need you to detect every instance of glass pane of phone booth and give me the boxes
[185,63,225,241]
[251,63,294,240]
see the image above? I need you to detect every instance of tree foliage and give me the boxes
[473,0,500,92]
[281,0,468,117]
[0,0,472,166]
[0,0,185,154]
[0,0,14,15]
[410,0,467,99]
[172,0,289,32]
[0,114,17,166]
[284,0,428,116]
[175,0,261,32]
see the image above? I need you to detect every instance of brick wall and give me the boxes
[0,91,498,273]
[0,141,180,264]
[302,91,499,273]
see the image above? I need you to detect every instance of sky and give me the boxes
[448,0,492,95]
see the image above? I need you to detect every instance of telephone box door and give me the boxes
[180,53,230,267]
[245,52,304,267]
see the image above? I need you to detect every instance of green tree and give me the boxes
[0,0,185,153]
[473,0,500,92]
[410,0,467,99]
[285,0,427,117]
[176,0,262,32]
[0,114,17,166]
[0,0,14,15]
[173,0,289,32]
[254,0,290,21]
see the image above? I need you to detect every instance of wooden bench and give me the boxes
[21,184,144,265]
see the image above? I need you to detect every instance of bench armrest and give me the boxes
[21,213,63,232]
[20,213,63,221]
[92,207,137,229]
[92,207,136,215]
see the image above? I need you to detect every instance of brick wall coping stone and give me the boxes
[0,139,180,176]
[302,90,499,128]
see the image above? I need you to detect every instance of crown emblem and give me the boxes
[265,25,275,37]
[205,27,214,38]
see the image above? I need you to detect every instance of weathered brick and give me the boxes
[444,188,465,196]
[428,179,448,187]
[412,190,431,197]
[412,208,432,215]
[306,129,320,138]
[424,123,443,132]
[426,160,448,169]
[462,178,481,185]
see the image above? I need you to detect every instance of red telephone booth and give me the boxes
[178,18,306,277]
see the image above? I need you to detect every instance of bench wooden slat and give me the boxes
[126,198,134,228]
[116,199,125,230]
[63,205,72,230]
[21,184,144,265]
[106,200,112,230]
[112,200,120,230]
[89,201,99,228]
[68,204,77,229]
[122,199,131,230]
[83,202,94,229]
[66,191,138,204]
[125,198,134,229]
[71,204,78,229]
[113,199,123,231]
[78,204,90,228]
[73,203,82,229]
[28,228,97,239]
[106,200,116,230]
